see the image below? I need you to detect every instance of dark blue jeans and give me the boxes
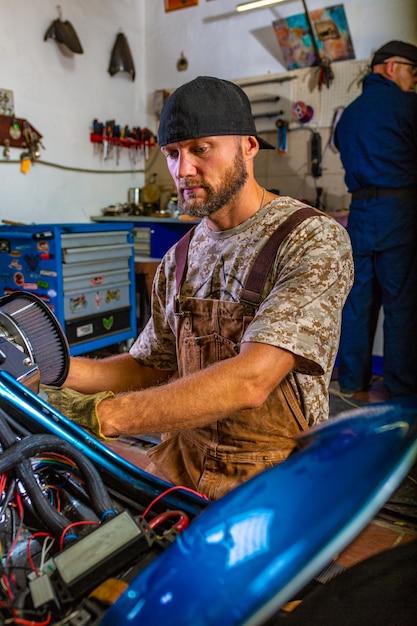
[338,198,417,397]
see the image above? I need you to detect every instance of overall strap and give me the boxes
[175,226,197,295]
[240,207,318,307]
[175,207,319,299]
[240,206,319,433]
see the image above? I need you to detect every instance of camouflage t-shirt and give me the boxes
[130,197,354,425]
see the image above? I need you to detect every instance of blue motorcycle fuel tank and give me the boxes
[100,397,417,626]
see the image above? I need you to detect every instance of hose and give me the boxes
[0,414,117,540]
[0,408,71,539]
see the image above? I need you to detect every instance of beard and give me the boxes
[178,146,249,218]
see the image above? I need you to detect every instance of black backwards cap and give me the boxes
[371,40,417,67]
[158,76,275,150]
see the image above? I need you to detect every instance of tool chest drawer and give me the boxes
[0,222,137,355]
[62,256,130,277]
[64,280,131,319]
[61,230,131,249]
[63,243,133,264]
[63,268,130,292]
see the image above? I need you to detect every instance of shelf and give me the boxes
[0,115,42,148]
[91,215,199,225]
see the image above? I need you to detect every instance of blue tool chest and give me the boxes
[0,223,137,355]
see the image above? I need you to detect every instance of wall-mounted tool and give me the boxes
[252,111,284,120]
[250,96,281,105]
[90,118,156,161]
[44,5,83,54]
[276,118,288,154]
[2,139,10,159]
[108,33,136,81]
[238,76,297,88]
[18,121,45,173]
[177,51,188,72]
[310,131,322,178]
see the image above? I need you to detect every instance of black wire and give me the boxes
[0,411,31,438]
[0,408,72,539]
[0,430,116,523]
[0,410,117,545]
[106,485,147,515]
[0,478,17,517]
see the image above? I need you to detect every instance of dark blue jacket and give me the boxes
[335,73,417,192]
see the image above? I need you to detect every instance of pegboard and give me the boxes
[290,58,369,128]
[237,76,295,134]
[237,58,369,132]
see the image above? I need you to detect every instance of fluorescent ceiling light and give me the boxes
[236,0,287,12]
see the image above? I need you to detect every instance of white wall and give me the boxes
[0,0,415,225]
[144,0,417,92]
[0,0,147,224]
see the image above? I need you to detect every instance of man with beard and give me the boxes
[46,76,353,500]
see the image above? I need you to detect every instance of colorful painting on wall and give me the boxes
[165,0,199,12]
[273,4,355,70]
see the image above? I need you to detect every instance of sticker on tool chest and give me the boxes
[0,239,11,253]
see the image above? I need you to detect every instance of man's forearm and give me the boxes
[64,353,171,394]
[97,343,297,437]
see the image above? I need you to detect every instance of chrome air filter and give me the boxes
[0,292,70,387]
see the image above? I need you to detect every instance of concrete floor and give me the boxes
[329,372,390,418]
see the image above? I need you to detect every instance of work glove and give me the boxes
[39,384,116,441]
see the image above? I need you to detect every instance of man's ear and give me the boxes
[242,135,259,159]
[382,59,396,79]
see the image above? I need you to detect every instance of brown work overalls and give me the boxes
[147,208,316,500]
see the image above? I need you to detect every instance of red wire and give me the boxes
[0,471,8,495]
[148,510,189,532]
[59,520,99,551]
[15,492,24,517]
[42,484,61,512]
[142,485,209,519]
[1,573,14,601]
[6,493,24,568]
[26,532,56,575]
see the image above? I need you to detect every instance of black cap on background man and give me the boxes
[371,40,417,67]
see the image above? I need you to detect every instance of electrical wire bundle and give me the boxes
[0,405,121,623]
[0,406,198,624]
